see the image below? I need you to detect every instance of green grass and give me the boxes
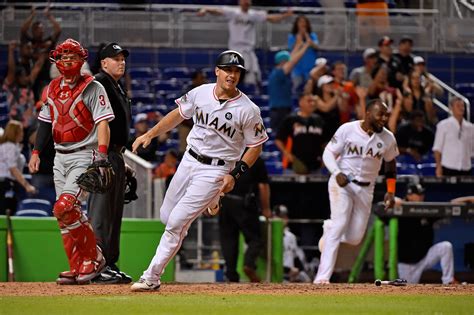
[2,295,474,315]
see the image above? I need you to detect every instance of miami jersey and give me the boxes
[176,83,268,161]
[326,120,398,183]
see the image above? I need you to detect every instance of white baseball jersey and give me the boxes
[222,7,267,51]
[38,79,115,151]
[176,83,268,161]
[326,120,399,183]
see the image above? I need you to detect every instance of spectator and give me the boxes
[356,0,390,38]
[396,183,456,285]
[402,69,437,126]
[153,149,178,179]
[275,93,325,174]
[393,36,415,79]
[375,36,402,90]
[396,110,434,162]
[287,15,319,92]
[268,40,310,132]
[349,48,378,89]
[303,57,329,95]
[274,204,312,283]
[3,41,47,130]
[314,75,341,140]
[319,0,346,48]
[433,97,474,177]
[20,6,62,100]
[411,56,443,97]
[330,61,358,123]
[0,120,37,215]
[198,0,292,86]
[127,113,161,162]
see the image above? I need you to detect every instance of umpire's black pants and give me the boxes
[88,150,126,269]
[218,195,263,282]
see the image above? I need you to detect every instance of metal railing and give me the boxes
[429,73,472,120]
[123,149,154,218]
[1,3,473,52]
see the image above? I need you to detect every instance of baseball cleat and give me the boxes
[131,278,161,292]
[313,279,330,285]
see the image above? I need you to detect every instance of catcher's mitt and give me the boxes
[76,160,114,193]
[124,168,138,204]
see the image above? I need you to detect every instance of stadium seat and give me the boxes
[162,67,194,80]
[130,79,150,93]
[129,67,155,80]
[16,198,53,217]
[150,79,180,95]
[417,163,437,176]
[396,162,419,175]
[132,92,155,105]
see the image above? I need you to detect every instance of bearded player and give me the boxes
[314,99,398,284]
[29,38,115,285]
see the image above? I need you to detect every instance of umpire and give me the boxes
[88,42,132,284]
[219,156,272,282]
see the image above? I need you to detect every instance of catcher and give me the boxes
[28,38,115,285]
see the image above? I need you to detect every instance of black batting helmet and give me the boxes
[215,50,246,71]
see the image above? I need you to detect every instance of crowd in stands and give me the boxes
[1,3,473,214]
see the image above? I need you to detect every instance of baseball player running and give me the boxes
[28,39,115,285]
[130,50,268,291]
[314,99,399,284]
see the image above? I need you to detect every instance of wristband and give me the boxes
[98,145,108,154]
[32,149,40,155]
[229,160,249,181]
[386,178,396,194]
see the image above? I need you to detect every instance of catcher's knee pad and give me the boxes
[54,193,81,225]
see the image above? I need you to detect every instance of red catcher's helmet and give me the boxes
[49,38,88,77]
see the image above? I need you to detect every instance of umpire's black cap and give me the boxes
[100,43,129,60]
[407,183,425,195]
[215,50,246,71]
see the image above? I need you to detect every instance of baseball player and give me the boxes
[28,38,115,285]
[314,99,399,284]
[198,0,292,86]
[130,50,268,291]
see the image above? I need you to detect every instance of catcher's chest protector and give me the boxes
[48,75,95,144]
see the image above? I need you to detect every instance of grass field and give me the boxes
[1,283,473,315]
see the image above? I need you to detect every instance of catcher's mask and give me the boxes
[49,38,88,77]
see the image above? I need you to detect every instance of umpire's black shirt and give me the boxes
[95,70,131,146]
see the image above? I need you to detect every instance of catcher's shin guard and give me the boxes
[57,223,82,285]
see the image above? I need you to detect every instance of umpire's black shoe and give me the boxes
[117,271,133,284]
[91,266,122,285]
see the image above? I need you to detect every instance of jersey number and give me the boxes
[99,95,106,106]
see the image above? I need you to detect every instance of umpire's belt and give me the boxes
[56,145,87,154]
[188,148,225,166]
[351,179,371,187]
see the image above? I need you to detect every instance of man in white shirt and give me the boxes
[198,0,292,86]
[433,97,474,177]
[130,50,268,291]
[314,99,399,284]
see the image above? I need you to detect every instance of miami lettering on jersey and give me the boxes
[195,109,237,139]
[346,144,383,160]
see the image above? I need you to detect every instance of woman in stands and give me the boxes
[288,15,320,93]
[0,120,36,215]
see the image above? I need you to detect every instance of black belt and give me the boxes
[56,146,87,154]
[188,149,225,166]
[109,144,125,153]
[351,179,371,187]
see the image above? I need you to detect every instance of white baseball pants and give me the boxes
[314,175,374,283]
[398,241,454,284]
[142,152,231,283]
